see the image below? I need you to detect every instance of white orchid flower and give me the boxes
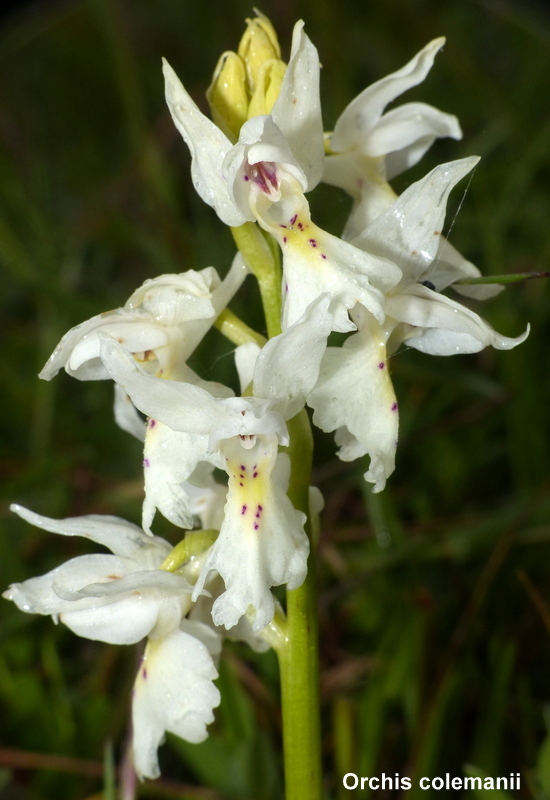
[39,257,247,527]
[98,296,335,629]
[310,157,529,492]
[3,504,193,642]
[163,23,401,331]
[3,505,222,780]
[323,37,463,240]
[40,256,247,388]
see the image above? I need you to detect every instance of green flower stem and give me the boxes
[232,220,321,797]
[278,410,323,800]
[160,530,218,572]
[214,308,266,347]
[231,222,282,338]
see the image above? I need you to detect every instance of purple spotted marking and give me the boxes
[309,238,317,247]
[240,464,246,471]
[279,224,287,229]
[148,419,156,428]
[244,175,249,181]
[245,161,278,194]
[283,236,287,243]
[142,667,148,679]
[239,483,243,487]
[285,282,289,294]
[290,214,297,225]
[298,222,303,230]
[378,362,385,369]
[241,504,247,515]
[143,458,150,468]
[391,402,398,412]
[321,253,327,259]
[255,504,263,519]
[253,471,258,478]
[253,522,259,530]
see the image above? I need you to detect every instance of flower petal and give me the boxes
[253,293,334,417]
[387,283,530,355]
[99,336,223,433]
[263,193,400,331]
[125,268,219,323]
[189,574,270,653]
[142,420,209,533]
[209,397,289,450]
[272,21,324,189]
[431,239,503,300]
[309,305,398,492]
[184,473,227,531]
[163,58,246,227]
[235,342,261,393]
[39,310,167,381]
[330,37,447,153]
[353,157,480,287]
[114,385,146,441]
[9,503,168,557]
[4,553,136,616]
[192,437,308,631]
[224,114,307,220]
[367,102,462,177]
[59,570,193,642]
[61,592,167,645]
[132,623,221,780]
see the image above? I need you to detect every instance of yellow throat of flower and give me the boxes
[207,12,287,141]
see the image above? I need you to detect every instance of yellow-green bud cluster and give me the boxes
[207,12,286,141]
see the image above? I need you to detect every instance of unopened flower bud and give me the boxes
[238,12,281,93]
[247,58,287,118]
[207,51,249,141]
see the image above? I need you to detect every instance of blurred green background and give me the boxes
[1,0,550,798]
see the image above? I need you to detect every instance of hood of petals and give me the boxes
[125,268,220,325]
[60,570,193,643]
[224,115,307,219]
[209,396,289,450]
